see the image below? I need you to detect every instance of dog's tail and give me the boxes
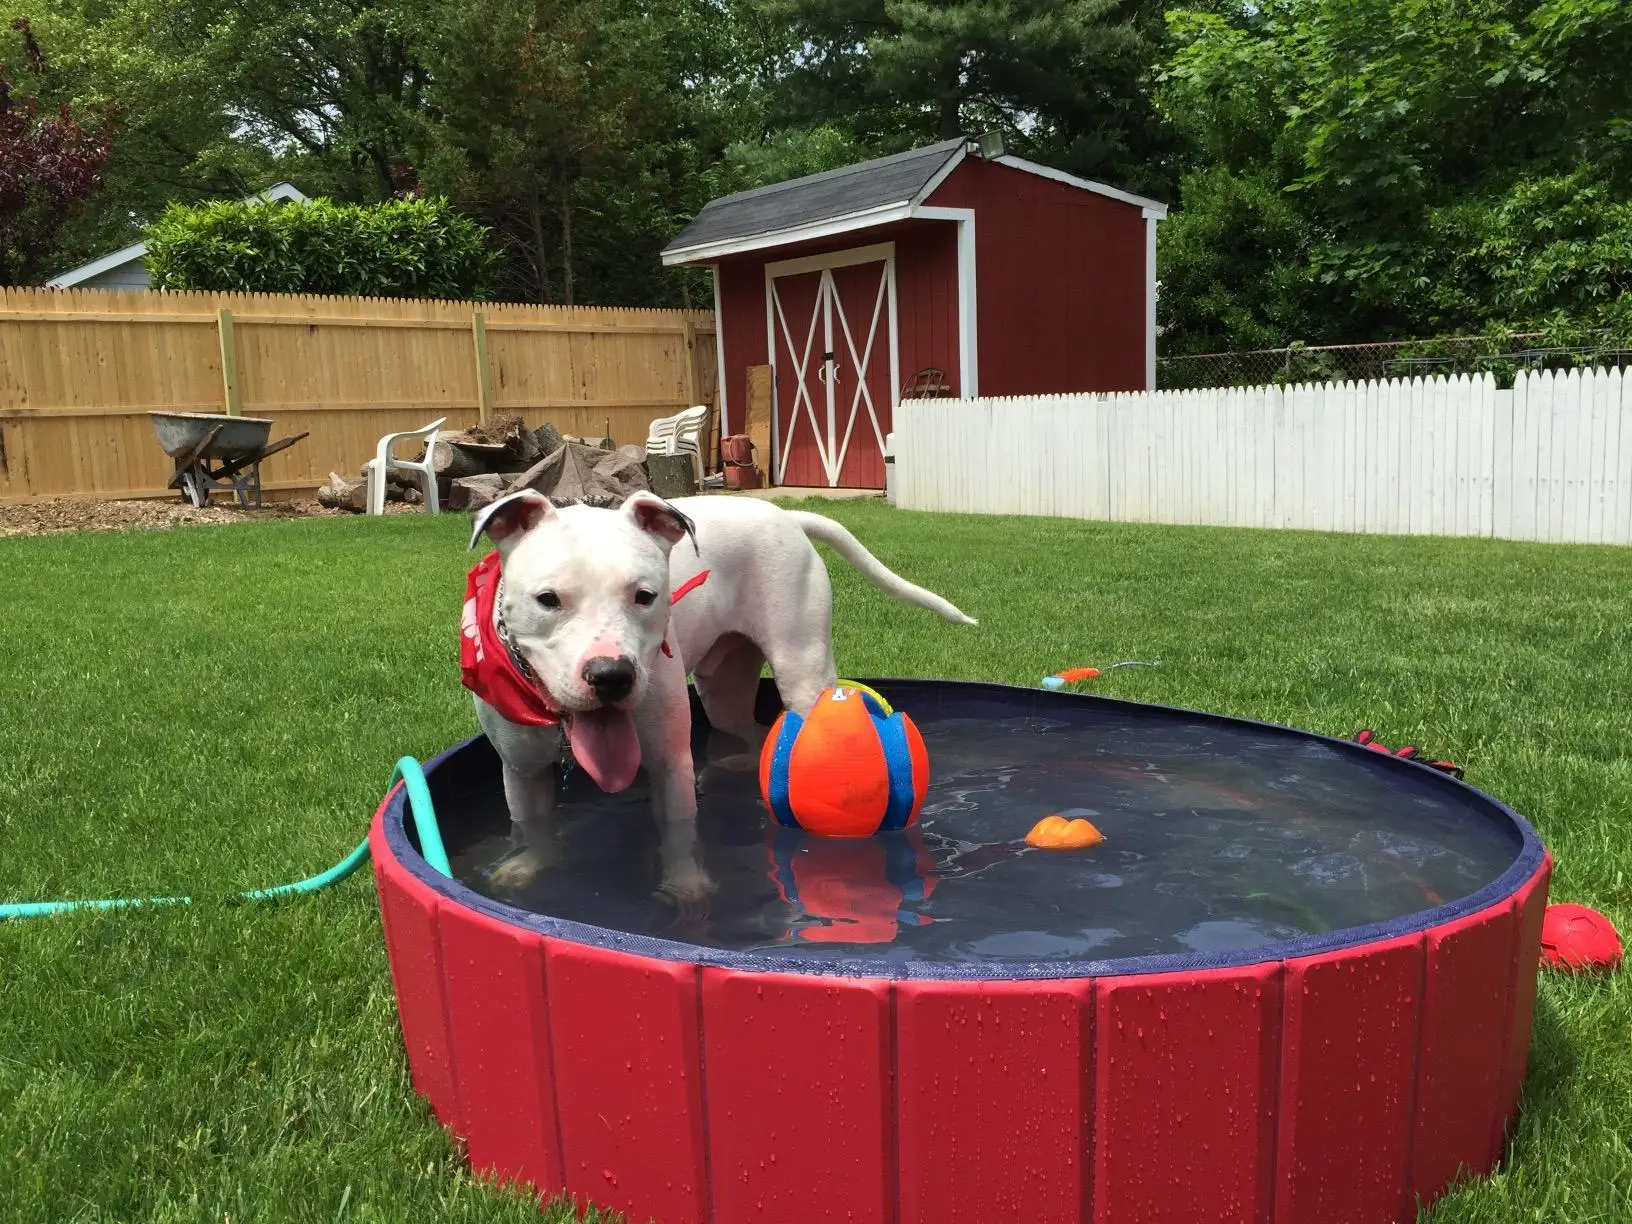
[787,511,977,626]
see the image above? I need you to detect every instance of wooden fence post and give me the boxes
[682,317,700,407]
[216,308,241,416]
[472,309,494,425]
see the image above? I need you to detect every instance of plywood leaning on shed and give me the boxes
[743,365,773,482]
[0,286,717,504]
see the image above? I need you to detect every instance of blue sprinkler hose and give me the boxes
[0,756,450,922]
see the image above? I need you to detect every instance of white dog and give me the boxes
[461,488,975,904]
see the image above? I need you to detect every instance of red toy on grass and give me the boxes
[1540,903,1623,972]
[1352,728,1464,778]
[1351,729,1620,975]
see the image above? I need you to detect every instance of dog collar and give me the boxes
[661,568,710,657]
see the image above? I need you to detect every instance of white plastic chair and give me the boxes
[645,404,710,481]
[363,417,447,515]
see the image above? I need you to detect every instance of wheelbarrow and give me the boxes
[148,412,310,509]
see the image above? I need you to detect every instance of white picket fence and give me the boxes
[893,368,1632,545]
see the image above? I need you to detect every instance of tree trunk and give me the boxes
[938,63,963,139]
[429,438,493,480]
[646,453,698,500]
[317,472,368,512]
[559,163,576,306]
[367,145,394,201]
[527,187,553,304]
[447,473,510,512]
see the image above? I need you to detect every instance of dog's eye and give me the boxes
[536,591,562,610]
[634,589,657,607]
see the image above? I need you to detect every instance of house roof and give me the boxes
[660,141,1168,266]
[45,240,152,289]
[46,182,310,288]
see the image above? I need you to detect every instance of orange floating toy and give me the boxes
[1040,661,1159,690]
[1025,813,1105,850]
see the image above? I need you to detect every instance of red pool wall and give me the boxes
[370,812,1551,1224]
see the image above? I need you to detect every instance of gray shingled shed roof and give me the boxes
[662,141,1168,266]
[662,139,967,263]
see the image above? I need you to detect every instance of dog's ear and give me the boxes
[469,490,554,552]
[623,491,698,554]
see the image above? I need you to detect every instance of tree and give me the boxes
[4,0,432,279]
[69,0,428,200]
[7,0,765,303]
[749,0,1175,196]
[0,19,112,283]
[5,0,1187,309]
[1154,0,1632,351]
[1154,165,1320,355]
[185,0,430,199]
[409,0,749,305]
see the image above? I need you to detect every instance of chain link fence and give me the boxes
[1157,334,1632,391]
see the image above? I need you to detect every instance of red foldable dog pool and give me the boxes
[370,679,1549,1224]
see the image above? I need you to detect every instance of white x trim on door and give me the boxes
[764,243,899,487]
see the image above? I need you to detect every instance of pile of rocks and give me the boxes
[316,414,697,513]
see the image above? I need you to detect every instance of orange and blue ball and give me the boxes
[758,684,930,838]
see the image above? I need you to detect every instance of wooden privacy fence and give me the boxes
[0,286,717,503]
[894,368,1632,545]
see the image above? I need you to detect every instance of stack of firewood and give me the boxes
[315,413,683,513]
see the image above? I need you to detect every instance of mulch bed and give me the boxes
[0,496,423,539]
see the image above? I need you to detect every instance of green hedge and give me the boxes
[143,195,499,299]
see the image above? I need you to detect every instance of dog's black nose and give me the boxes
[583,657,636,704]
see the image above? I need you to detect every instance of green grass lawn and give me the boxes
[2,501,1629,1223]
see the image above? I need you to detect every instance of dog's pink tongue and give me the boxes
[568,708,641,792]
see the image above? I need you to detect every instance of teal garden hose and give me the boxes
[0,756,450,922]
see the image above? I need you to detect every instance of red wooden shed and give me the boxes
[662,137,1167,489]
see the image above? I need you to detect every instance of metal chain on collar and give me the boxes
[494,573,577,783]
[492,573,543,686]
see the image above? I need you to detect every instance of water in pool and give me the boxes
[441,699,1520,965]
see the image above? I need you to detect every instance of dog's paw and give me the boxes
[655,864,717,915]
[488,853,545,891]
[710,751,760,774]
[487,843,558,892]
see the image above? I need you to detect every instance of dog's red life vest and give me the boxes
[460,550,710,727]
